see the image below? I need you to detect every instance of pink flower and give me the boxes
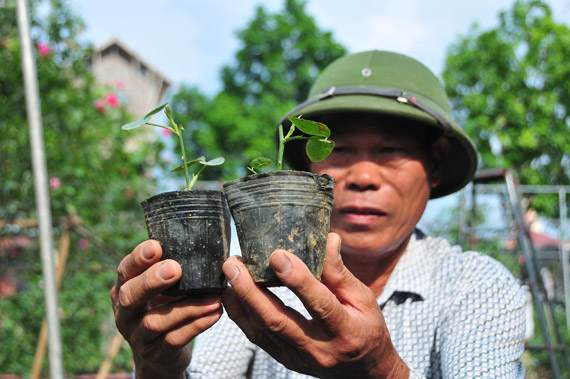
[105,93,119,107]
[49,177,61,190]
[115,80,125,90]
[36,42,50,57]
[0,277,17,298]
[78,239,89,250]
[161,128,173,136]
[94,99,105,112]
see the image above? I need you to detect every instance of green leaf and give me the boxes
[171,156,206,172]
[121,118,149,130]
[288,116,330,137]
[306,137,334,162]
[200,157,225,166]
[144,103,167,119]
[249,157,273,169]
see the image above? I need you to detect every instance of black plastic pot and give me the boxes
[141,190,231,296]
[223,170,334,286]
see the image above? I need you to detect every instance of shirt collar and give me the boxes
[377,229,433,306]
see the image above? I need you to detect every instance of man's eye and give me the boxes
[332,146,352,154]
[380,147,402,154]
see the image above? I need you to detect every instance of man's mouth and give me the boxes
[338,207,386,223]
[340,207,384,215]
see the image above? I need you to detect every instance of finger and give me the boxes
[117,259,182,317]
[319,233,370,303]
[135,299,223,364]
[116,240,162,287]
[222,285,308,357]
[221,285,249,322]
[221,259,289,322]
[268,248,348,333]
[136,294,223,344]
[321,233,360,299]
[161,307,224,348]
[221,259,310,341]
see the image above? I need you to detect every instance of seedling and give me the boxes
[248,116,334,174]
[121,103,224,190]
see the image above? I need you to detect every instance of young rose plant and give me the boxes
[121,103,224,190]
[248,116,334,174]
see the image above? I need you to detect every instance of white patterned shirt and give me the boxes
[188,230,526,378]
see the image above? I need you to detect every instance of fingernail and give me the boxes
[141,242,155,261]
[271,251,291,275]
[223,263,240,283]
[158,262,176,281]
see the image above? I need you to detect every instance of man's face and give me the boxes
[309,118,447,259]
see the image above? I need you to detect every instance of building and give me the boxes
[89,38,171,117]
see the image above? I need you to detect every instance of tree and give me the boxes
[221,0,346,105]
[442,0,570,213]
[0,0,346,374]
[0,0,159,374]
[170,0,347,177]
[443,3,570,374]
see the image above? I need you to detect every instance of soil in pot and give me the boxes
[141,190,231,295]
[223,170,334,286]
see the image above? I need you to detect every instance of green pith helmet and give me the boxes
[279,50,477,199]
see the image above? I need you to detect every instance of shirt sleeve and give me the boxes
[438,253,526,378]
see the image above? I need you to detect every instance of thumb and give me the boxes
[320,233,372,304]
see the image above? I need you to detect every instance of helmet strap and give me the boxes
[280,86,454,136]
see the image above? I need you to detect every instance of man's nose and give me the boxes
[345,160,382,191]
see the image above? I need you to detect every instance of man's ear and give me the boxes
[429,136,450,188]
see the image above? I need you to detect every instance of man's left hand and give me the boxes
[221,233,409,378]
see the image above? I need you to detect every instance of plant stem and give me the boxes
[277,124,285,171]
[189,165,206,190]
[277,122,307,171]
[166,114,191,190]
[286,136,309,141]
[177,131,191,190]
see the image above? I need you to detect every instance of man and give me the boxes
[111,51,525,378]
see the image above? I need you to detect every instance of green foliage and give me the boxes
[0,0,159,375]
[1,0,346,375]
[526,303,570,378]
[122,103,224,190]
[250,116,334,173]
[221,0,347,105]
[1,0,158,241]
[248,157,273,174]
[0,237,133,375]
[170,89,289,179]
[290,116,334,162]
[169,0,346,179]
[442,0,570,216]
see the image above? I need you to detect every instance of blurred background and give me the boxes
[1,0,570,377]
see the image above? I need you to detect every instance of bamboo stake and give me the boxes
[96,332,125,379]
[0,218,38,228]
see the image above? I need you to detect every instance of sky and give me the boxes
[69,0,570,95]
[67,0,570,226]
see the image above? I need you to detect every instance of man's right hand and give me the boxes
[110,240,223,379]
